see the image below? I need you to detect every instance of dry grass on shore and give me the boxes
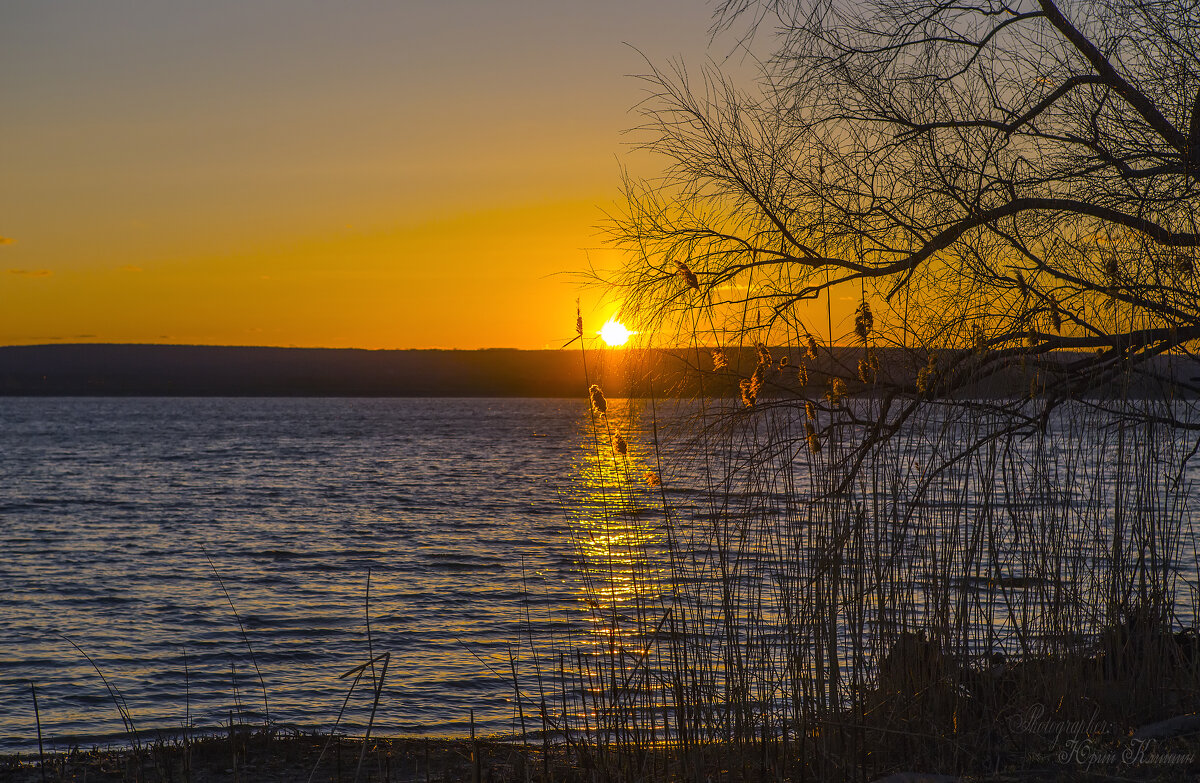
[3,723,1200,783]
[0,728,544,783]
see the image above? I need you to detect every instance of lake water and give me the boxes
[0,397,631,752]
[2,396,1197,753]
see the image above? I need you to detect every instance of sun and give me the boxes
[599,318,634,347]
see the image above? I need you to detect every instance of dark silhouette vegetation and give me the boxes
[1,343,1195,398]
[0,344,617,398]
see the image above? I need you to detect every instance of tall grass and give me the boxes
[510,342,1200,780]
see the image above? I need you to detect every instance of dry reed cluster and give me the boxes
[506,326,1200,782]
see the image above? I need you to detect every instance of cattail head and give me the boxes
[825,377,846,405]
[750,365,766,398]
[854,300,874,340]
[755,342,772,366]
[739,378,757,407]
[643,470,661,487]
[612,432,627,456]
[916,368,931,395]
[806,335,819,360]
[972,323,986,353]
[711,349,728,371]
[1175,253,1194,275]
[588,384,607,416]
[1104,255,1120,282]
[1026,330,1038,347]
[796,362,808,387]
[1014,269,1028,297]
[575,298,583,337]
[675,260,700,290]
[805,401,816,421]
[916,352,937,395]
[1049,294,1062,333]
[779,355,789,369]
[806,421,820,453]
[858,349,879,384]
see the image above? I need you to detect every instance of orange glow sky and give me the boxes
[1,1,741,349]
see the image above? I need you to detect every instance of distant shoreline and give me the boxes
[0,343,763,398]
[0,344,617,398]
[1,343,1195,398]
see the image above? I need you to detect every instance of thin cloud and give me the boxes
[7,268,53,277]
[0,236,14,245]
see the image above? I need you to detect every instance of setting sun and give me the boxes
[599,318,633,347]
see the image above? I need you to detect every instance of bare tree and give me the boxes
[610,0,1200,437]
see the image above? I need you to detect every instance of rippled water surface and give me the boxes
[4,396,1198,753]
[0,398,604,751]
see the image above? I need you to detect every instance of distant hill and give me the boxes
[0,344,589,397]
[0,344,707,398]
[0,344,826,397]
[0,343,1195,398]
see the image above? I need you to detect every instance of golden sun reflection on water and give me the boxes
[562,396,684,739]
[569,398,670,638]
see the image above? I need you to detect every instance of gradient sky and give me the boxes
[1,1,741,349]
